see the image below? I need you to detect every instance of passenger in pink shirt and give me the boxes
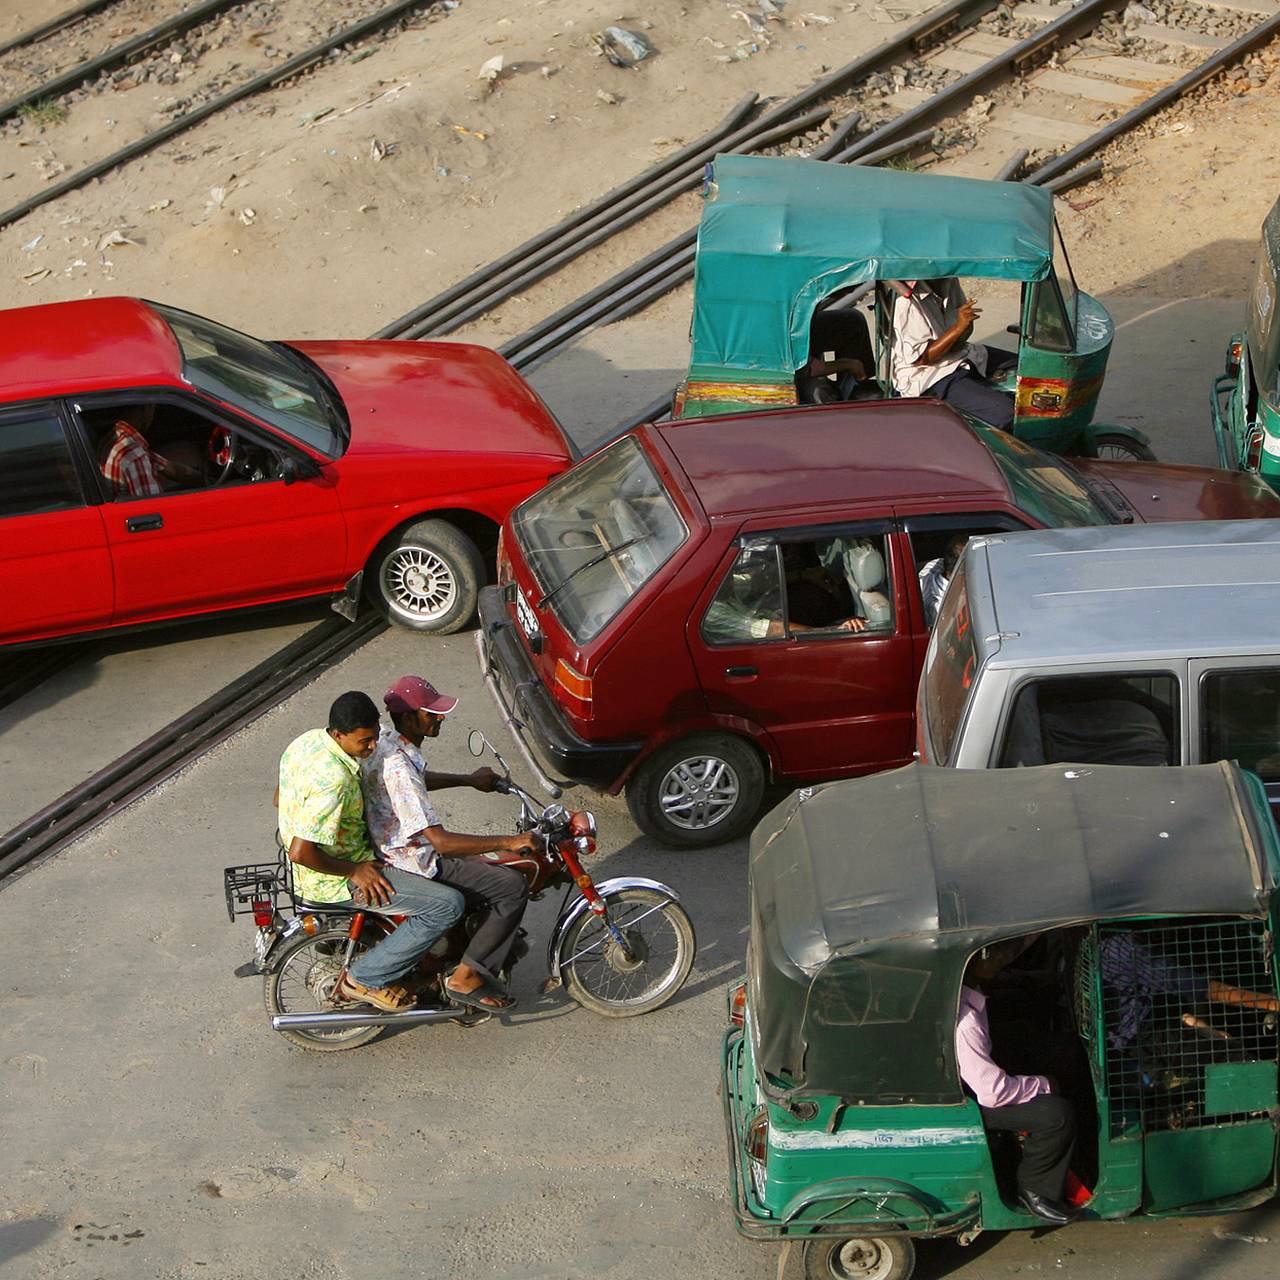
[956,939,1077,1225]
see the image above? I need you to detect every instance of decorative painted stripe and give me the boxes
[772,1126,986,1151]
[1015,373,1104,419]
[684,380,798,405]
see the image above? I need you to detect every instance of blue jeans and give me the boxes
[343,865,465,989]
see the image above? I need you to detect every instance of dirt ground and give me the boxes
[0,0,1274,368]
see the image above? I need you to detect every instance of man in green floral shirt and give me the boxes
[278,690,464,1012]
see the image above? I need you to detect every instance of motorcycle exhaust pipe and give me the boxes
[272,1006,481,1031]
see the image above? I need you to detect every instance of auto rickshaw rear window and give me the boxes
[511,436,688,644]
[974,426,1108,528]
[923,564,976,766]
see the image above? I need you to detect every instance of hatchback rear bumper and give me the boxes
[475,587,644,792]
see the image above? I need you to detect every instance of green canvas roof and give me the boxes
[747,762,1277,1104]
[690,155,1056,375]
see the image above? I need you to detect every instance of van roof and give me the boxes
[974,520,1280,666]
[653,400,1010,518]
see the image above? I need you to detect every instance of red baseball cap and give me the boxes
[383,675,458,716]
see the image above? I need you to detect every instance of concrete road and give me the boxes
[4,625,1280,1280]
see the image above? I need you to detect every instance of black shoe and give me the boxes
[1017,1191,1076,1225]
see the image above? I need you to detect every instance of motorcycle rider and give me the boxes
[276,691,466,1014]
[361,675,534,1011]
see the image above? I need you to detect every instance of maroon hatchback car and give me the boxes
[477,399,1280,848]
[1,297,572,647]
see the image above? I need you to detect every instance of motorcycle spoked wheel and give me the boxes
[265,922,389,1051]
[558,888,696,1017]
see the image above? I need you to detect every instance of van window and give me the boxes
[701,532,895,646]
[512,436,687,644]
[998,674,1179,768]
[1201,668,1280,783]
[922,562,976,765]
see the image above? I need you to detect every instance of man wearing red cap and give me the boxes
[362,675,534,1011]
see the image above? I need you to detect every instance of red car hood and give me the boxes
[289,339,573,462]
[1075,459,1280,523]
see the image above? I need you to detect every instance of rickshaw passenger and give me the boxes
[796,302,875,404]
[957,938,1078,1225]
[890,278,1017,430]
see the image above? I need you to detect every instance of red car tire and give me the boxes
[368,518,484,634]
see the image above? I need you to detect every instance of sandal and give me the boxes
[445,981,517,1011]
[335,973,414,1013]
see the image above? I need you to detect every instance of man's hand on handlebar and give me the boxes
[349,860,396,908]
[500,834,538,856]
[469,766,503,792]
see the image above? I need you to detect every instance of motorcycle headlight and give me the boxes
[569,810,597,840]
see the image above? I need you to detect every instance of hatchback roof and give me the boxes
[653,400,1009,518]
[973,519,1280,666]
[0,297,182,402]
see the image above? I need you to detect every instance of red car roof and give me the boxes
[0,296,183,401]
[654,400,1009,517]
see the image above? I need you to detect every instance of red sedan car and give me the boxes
[1,297,574,646]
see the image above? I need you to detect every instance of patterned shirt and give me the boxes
[101,421,162,498]
[361,726,442,878]
[277,728,375,903]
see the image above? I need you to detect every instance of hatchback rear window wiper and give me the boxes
[537,536,644,609]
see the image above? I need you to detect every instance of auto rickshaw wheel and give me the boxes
[1091,433,1156,462]
[802,1234,915,1280]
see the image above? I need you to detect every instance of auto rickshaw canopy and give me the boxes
[747,761,1278,1106]
[691,155,1056,376]
[1247,193,1280,405]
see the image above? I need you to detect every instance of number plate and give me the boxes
[515,590,540,642]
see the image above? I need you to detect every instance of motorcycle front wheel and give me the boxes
[559,887,696,1017]
[264,923,386,1052]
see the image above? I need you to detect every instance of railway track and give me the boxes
[2,0,1277,883]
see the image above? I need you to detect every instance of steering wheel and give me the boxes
[206,426,241,485]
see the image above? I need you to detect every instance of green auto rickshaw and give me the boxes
[677,156,1154,460]
[1211,194,1280,490]
[723,761,1279,1279]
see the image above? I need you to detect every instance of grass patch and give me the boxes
[19,99,68,128]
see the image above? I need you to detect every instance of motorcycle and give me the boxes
[223,730,696,1051]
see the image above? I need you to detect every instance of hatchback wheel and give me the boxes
[369,519,483,634]
[626,734,764,849]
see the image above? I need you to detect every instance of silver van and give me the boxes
[916,520,1280,816]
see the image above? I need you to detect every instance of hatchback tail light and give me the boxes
[554,659,593,714]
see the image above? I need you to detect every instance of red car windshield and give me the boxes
[973,424,1108,528]
[155,303,346,457]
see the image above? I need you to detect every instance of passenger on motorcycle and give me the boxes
[276,691,466,1014]
[362,675,534,1012]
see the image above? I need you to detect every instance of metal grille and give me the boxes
[1096,920,1278,1137]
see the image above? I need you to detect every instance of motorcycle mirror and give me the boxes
[467,728,490,758]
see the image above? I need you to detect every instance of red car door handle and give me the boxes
[125,513,164,533]
[724,665,758,680]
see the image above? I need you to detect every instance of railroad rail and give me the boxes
[0,0,120,60]
[3,0,1278,883]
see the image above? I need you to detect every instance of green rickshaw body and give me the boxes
[1212,195,1280,489]
[723,762,1280,1266]
[679,157,1138,457]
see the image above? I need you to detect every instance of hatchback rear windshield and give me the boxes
[974,425,1108,528]
[923,562,977,765]
[512,436,688,644]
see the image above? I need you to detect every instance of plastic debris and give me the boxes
[21,233,42,251]
[596,89,620,105]
[299,107,334,127]
[147,198,172,212]
[348,48,377,64]
[1213,1230,1269,1244]
[22,268,51,283]
[1123,1,1156,19]
[96,229,139,251]
[593,26,656,68]
[477,54,505,82]
[453,124,488,139]
[238,208,256,226]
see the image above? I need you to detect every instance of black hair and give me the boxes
[327,691,380,734]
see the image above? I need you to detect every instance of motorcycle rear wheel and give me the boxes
[265,923,386,1051]
[560,888,696,1017]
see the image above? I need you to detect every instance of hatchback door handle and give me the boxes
[724,665,758,680]
[126,513,163,533]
